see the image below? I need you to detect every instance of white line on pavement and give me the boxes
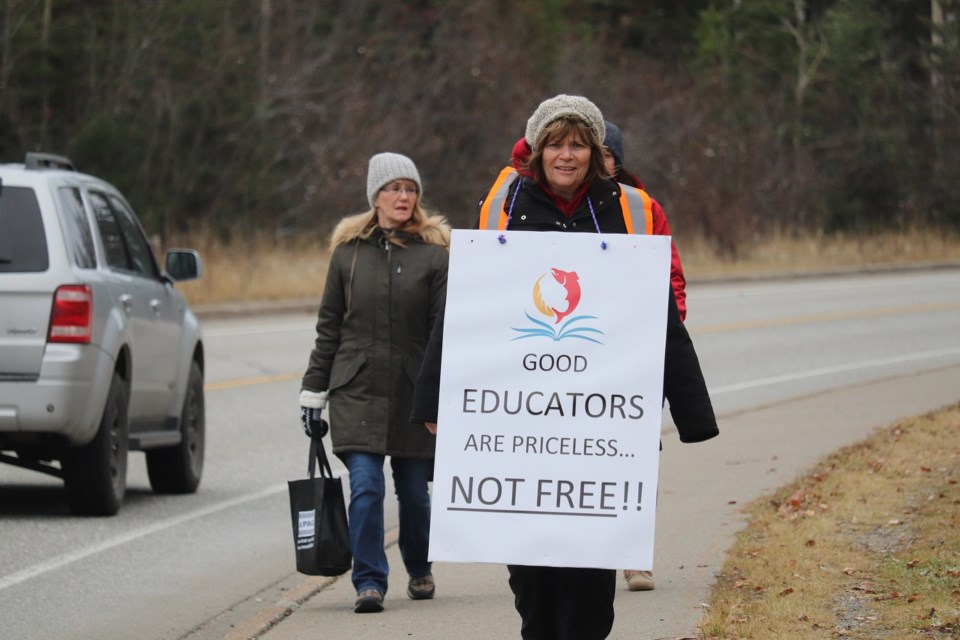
[0,484,284,593]
[0,455,352,593]
[709,347,960,395]
[4,347,957,593]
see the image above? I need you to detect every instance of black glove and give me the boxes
[300,406,329,439]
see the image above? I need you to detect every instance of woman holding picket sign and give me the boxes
[410,95,718,640]
[301,152,450,614]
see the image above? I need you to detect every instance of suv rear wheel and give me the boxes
[63,372,129,516]
[146,361,204,493]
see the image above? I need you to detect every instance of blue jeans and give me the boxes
[340,452,433,595]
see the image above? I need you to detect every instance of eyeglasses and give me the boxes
[380,183,419,196]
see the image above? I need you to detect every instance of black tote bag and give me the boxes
[287,434,352,576]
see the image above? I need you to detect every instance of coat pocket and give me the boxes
[329,351,367,391]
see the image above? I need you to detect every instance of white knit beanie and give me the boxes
[366,152,423,207]
[524,94,606,151]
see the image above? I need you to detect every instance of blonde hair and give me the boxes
[329,200,451,251]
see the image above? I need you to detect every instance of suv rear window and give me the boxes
[58,187,97,269]
[0,186,50,272]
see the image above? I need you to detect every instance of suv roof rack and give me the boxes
[25,152,77,172]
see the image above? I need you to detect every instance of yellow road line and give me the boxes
[204,372,301,391]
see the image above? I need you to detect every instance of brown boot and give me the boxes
[623,569,654,591]
[407,574,435,600]
[354,588,384,613]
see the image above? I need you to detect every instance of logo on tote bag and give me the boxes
[296,509,316,550]
[511,268,603,343]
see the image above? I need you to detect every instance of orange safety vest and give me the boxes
[477,166,654,235]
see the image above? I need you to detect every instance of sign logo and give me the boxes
[511,268,604,343]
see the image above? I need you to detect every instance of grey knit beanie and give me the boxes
[524,94,605,150]
[603,121,625,168]
[366,152,422,207]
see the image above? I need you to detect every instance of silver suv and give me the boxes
[0,152,205,516]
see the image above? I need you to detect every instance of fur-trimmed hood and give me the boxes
[329,211,451,250]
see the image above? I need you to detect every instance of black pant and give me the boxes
[507,565,617,640]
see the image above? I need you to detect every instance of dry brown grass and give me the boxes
[680,228,960,279]
[163,227,960,305]
[699,404,960,639]
[163,228,332,306]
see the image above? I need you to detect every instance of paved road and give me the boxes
[217,365,960,640]
[3,268,958,640]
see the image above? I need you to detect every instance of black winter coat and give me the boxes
[411,177,718,444]
[304,213,449,458]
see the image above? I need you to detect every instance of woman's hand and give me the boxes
[425,422,437,434]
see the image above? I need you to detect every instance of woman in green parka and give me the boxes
[299,152,450,614]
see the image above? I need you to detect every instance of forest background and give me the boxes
[2,0,959,301]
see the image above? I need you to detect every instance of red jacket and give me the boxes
[510,138,687,320]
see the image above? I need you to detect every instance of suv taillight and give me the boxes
[49,285,93,344]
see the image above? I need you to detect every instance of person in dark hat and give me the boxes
[600,119,691,593]
[600,120,688,326]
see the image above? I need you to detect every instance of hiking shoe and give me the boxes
[624,570,655,591]
[354,588,384,613]
[407,574,435,600]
